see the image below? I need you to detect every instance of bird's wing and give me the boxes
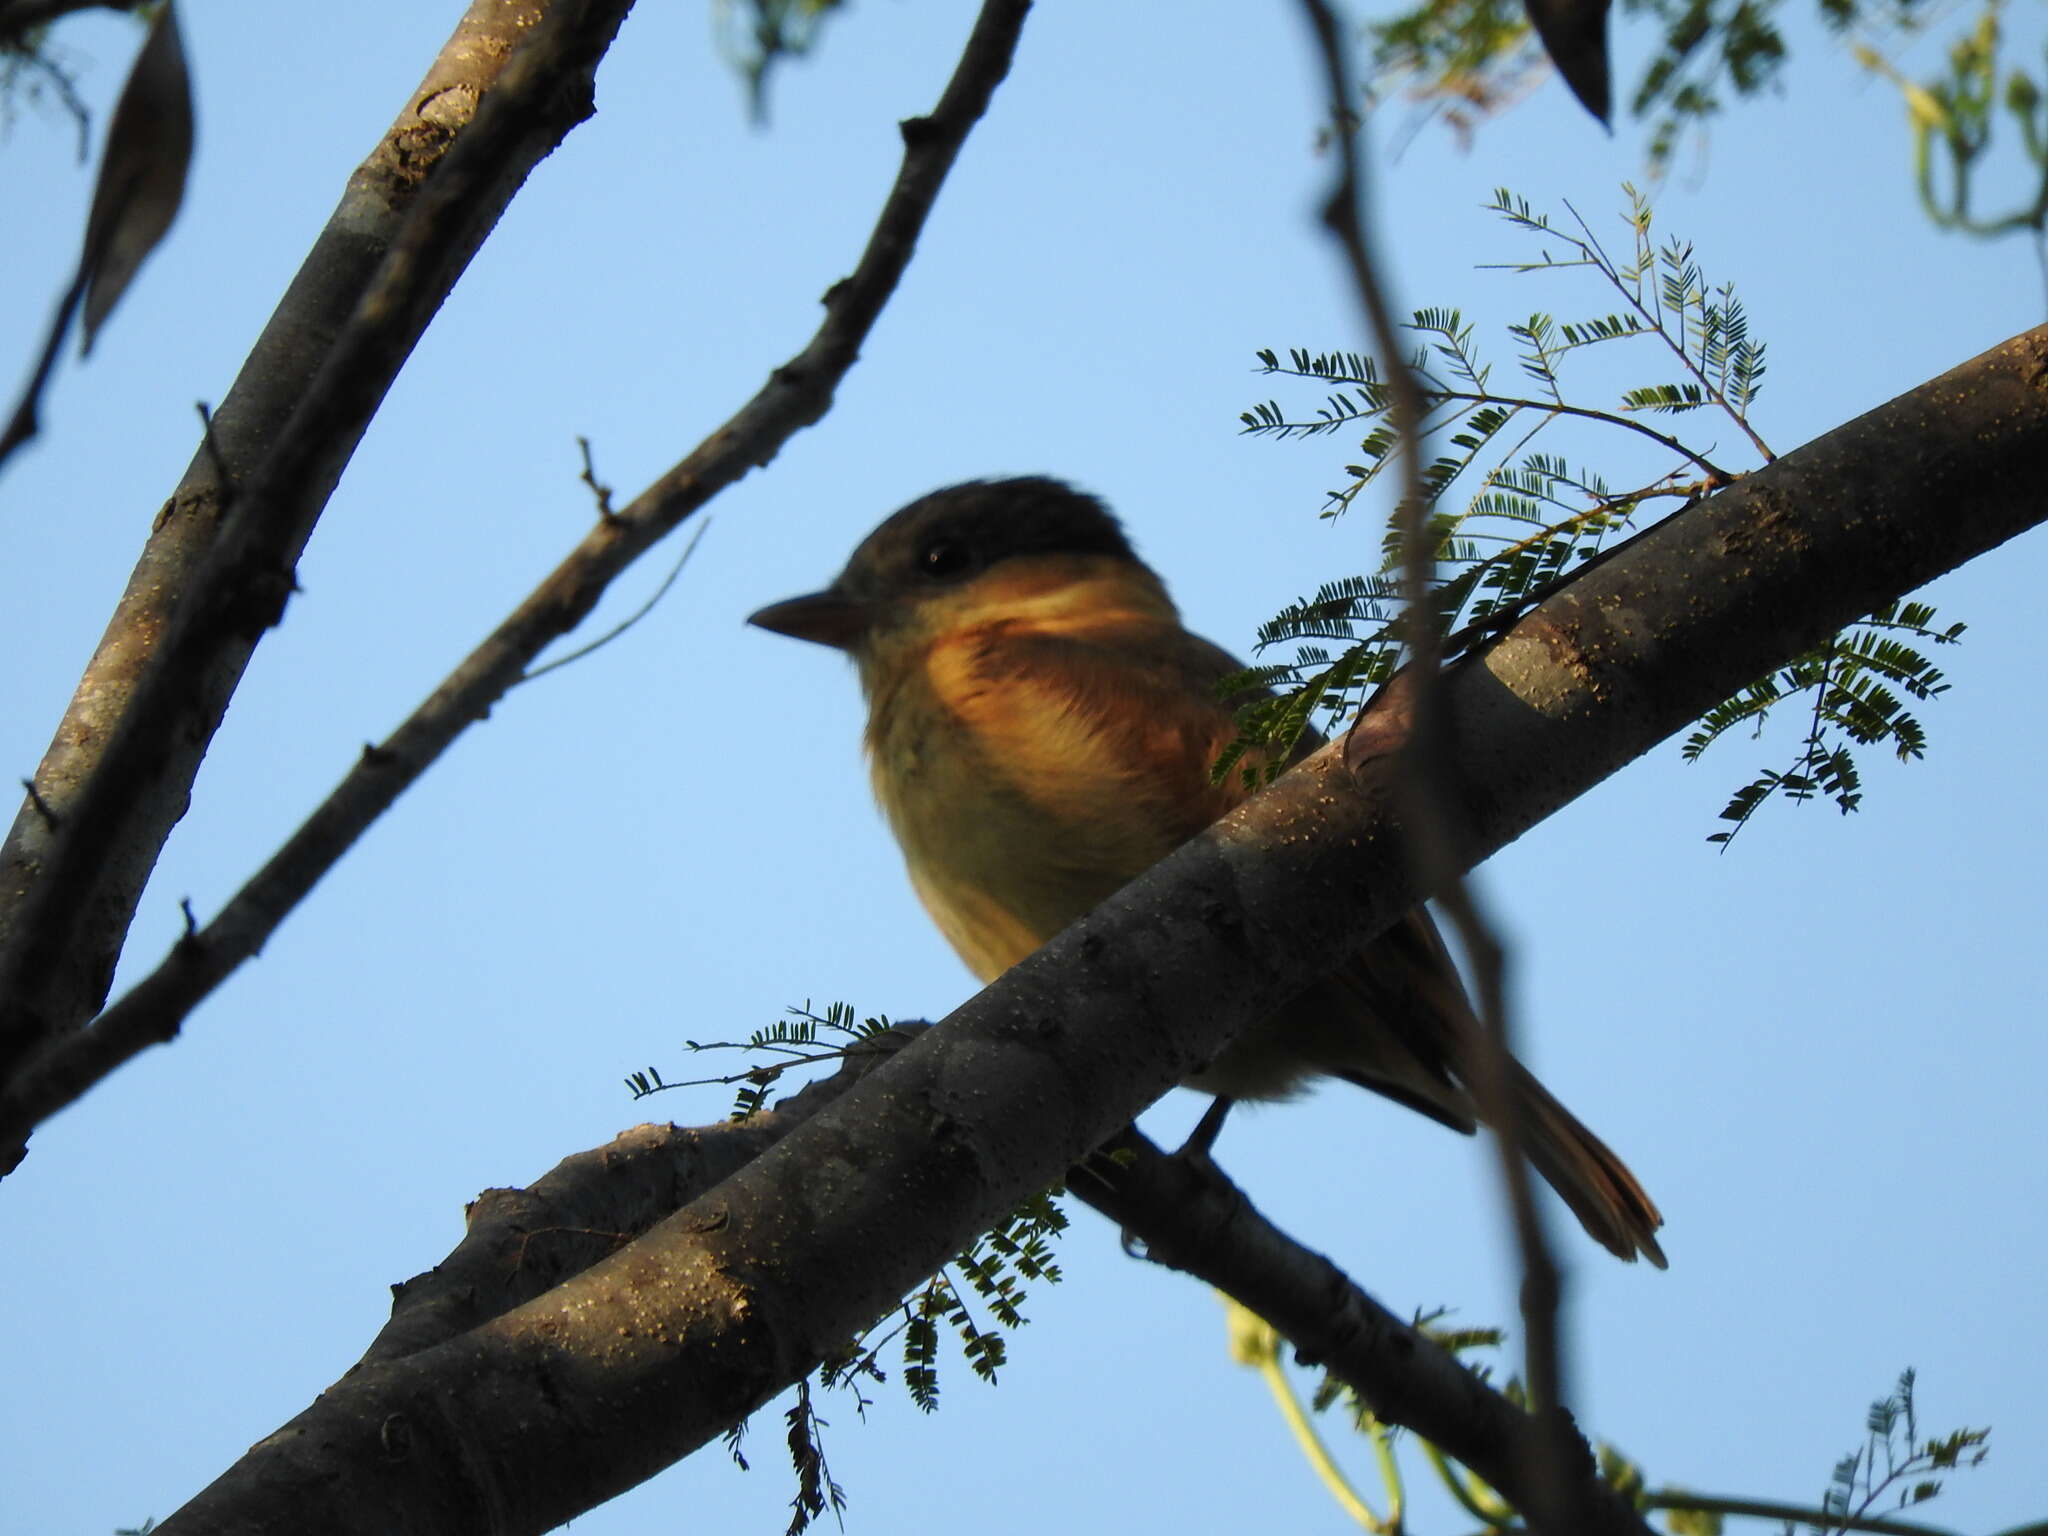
[979,623,1483,1099]
[968,620,1666,1262]
[944,617,1263,846]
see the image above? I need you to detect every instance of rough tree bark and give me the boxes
[357,1037,1662,1536]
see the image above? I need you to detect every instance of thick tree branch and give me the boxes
[0,0,1035,1162]
[188,1028,1656,1536]
[355,1043,912,1369]
[0,0,635,1085]
[149,329,2047,1534]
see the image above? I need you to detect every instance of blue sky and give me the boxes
[3,2,2044,1533]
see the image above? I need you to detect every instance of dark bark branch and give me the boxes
[148,328,2048,1535]
[188,1027,1656,1536]
[0,0,634,1089]
[1072,1131,1653,1536]
[0,0,1035,1163]
[356,1044,911,1370]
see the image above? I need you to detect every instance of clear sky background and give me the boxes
[4,2,2045,1533]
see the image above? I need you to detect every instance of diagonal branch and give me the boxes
[0,0,637,1081]
[145,326,2048,1536]
[0,0,1036,1161]
[174,1025,1656,1536]
[356,1046,910,1371]
[1072,1130,1655,1536]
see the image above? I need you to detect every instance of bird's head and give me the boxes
[747,477,1172,665]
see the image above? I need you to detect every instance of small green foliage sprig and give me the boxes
[895,1185,1068,1411]
[778,1379,847,1536]
[1360,0,1948,172]
[1234,186,1962,845]
[1814,1369,1991,1534]
[625,998,899,1120]
[1228,1310,2001,1536]
[1856,3,2048,246]
[631,1001,1068,1533]
[714,0,846,119]
[1681,601,1966,843]
[776,1186,1064,1531]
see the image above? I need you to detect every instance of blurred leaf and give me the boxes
[80,0,194,352]
[0,1,192,471]
[1522,0,1614,121]
[716,0,845,120]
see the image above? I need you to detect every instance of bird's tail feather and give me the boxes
[1510,1060,1666,1268]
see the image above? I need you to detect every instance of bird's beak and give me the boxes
[747,587,872,651]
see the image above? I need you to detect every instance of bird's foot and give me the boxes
[1176,1095,1235,1168]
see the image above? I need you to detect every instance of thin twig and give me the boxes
[1556,197,1775,464]
[576,434,617,520]
[18,780,58,830]
[0,0,1036,1155]
[193,400,233,497]
[0,256,90,469]
[1645,1490,1964,1536]
[516,517,709,686]
[0,0,130,43]
[629,1042,876,1098]
[0,41,95,160]
[1257,368,1734,481]
[1292,1,1577,1531]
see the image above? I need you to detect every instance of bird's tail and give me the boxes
[1508,1058,1666,1267]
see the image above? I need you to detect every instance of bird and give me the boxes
[748,476,1664,1265]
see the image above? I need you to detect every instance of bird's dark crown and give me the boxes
[834,477,1138,601]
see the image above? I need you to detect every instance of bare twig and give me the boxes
[18,781,59,830]
[1293,0,1577,1529]
[0,258,90,468]
[0,40,95,159]
[0,0,1036,1157]
[192,399,232,492]
[0,0,128,47]
[575,433,616,520]
[515,517,709,686]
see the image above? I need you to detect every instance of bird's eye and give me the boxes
[920,539,971,579]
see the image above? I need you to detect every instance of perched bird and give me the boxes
[749,477,1664,1265]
